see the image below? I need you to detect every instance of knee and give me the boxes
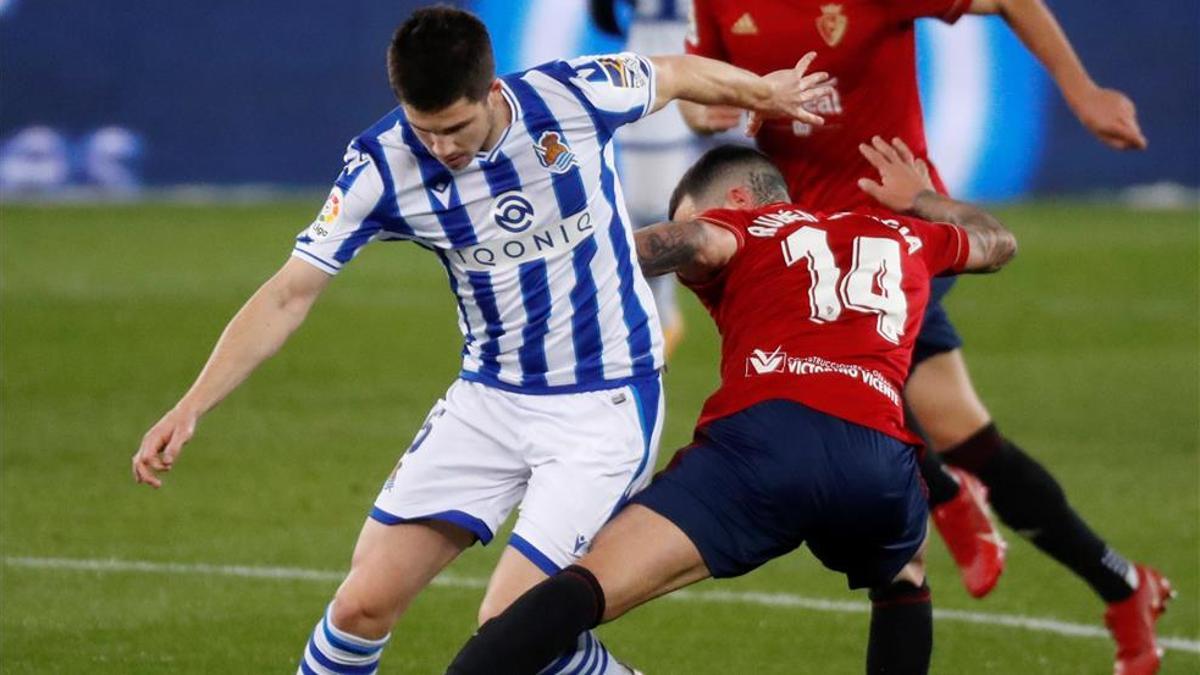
[330,588,396,640]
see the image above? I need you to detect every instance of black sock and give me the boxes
[917,450,961,507]
[446,565,605,675]
[867,580,932,674]
[942,424,1136,603]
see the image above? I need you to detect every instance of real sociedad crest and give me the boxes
[533,130,577,174]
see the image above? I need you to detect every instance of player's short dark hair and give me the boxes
[668,145,791,219]
[388,5,496,111]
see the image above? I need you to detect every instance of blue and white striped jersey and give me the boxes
[293,53,664,394]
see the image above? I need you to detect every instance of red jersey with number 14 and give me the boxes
[686,203,969,444]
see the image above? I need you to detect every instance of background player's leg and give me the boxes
[448,504,711,675]
[907,348,1171,668]
[905,349,1007,598]
[909,348,1139,600]
[298,518,473,674]
[645,272,684,360]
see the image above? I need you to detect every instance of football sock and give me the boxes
[447,565,606,675]
[942,424,1138,603]
[866,580,932,674]
[916,450,961,507]
[297,604,389,675]
[538,631,629,674]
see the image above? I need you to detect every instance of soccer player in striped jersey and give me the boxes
[130,6,832,674]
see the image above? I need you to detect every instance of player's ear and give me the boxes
[727,185,754,210]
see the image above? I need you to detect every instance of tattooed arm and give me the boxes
[634,219,739,282]
[908,191,1017,273]
[857,136,1017,273]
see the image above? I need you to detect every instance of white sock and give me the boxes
[297,604,390,675]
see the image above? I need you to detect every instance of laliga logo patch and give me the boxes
[307,187,343,240]
[534,131,577,174]
[492,192,536,233]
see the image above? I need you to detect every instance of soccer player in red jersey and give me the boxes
[447,142,1016,675]
[682,2,1170,672]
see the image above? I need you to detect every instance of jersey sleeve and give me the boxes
[902,216,970,276]
[888,0,969,24]
[678,207,750,305]
[291,140,386,275]
[560,52,657,132]
[684,0,728,60]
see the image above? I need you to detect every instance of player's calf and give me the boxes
[865,544,931,675]
[448,565,607,675]
[942,423,1139,604]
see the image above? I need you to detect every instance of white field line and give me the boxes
[5,555,1197,655]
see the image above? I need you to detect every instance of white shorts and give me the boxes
[371,376,664,572]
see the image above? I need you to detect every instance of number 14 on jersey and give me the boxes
[781,226,908,344]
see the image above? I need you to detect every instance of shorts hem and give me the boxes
[508,533,563,575]
[368,506,494,545]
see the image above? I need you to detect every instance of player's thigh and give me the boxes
[478,546,551,625]
[333,518,474,630]
[585,503,710,621]
[905,348,992,451]
[508,378,664,573]
[375,380,530,546]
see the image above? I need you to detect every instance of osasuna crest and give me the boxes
[816,4,848,47]
[533,130,577,174]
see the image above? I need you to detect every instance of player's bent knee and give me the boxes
[330,587,400,640]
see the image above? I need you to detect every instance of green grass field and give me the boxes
[1,200,1197,673]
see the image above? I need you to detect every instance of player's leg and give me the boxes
[448,503,710,675]
[298,519,474,674]
[474,377,665,674]
[866,543,931,675]
[904,283,1007,598]
[298,380,528,673]
[451,396,809,675]
[908,347,1174,669]
[798,412,932,675]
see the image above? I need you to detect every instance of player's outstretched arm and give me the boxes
[968,0,1146,150]
[649,52,831,134]
[132,258,332,488]
[858,136,1016,273]
[634,219,738,282]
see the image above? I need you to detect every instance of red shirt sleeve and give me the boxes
[901,215,970,276]
[888,0,969,24]
[678,207,749,304]
[684,0,728,60]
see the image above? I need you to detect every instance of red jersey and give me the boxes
[685,0,967,210]
[686,203,969,443]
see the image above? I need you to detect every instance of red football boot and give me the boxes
[931,467,1006,598]
[1105,565,1175,675]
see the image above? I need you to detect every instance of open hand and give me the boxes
[856,136,936,213]
[747,52,832,136]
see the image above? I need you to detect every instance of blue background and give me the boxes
[1,0,1196,198]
